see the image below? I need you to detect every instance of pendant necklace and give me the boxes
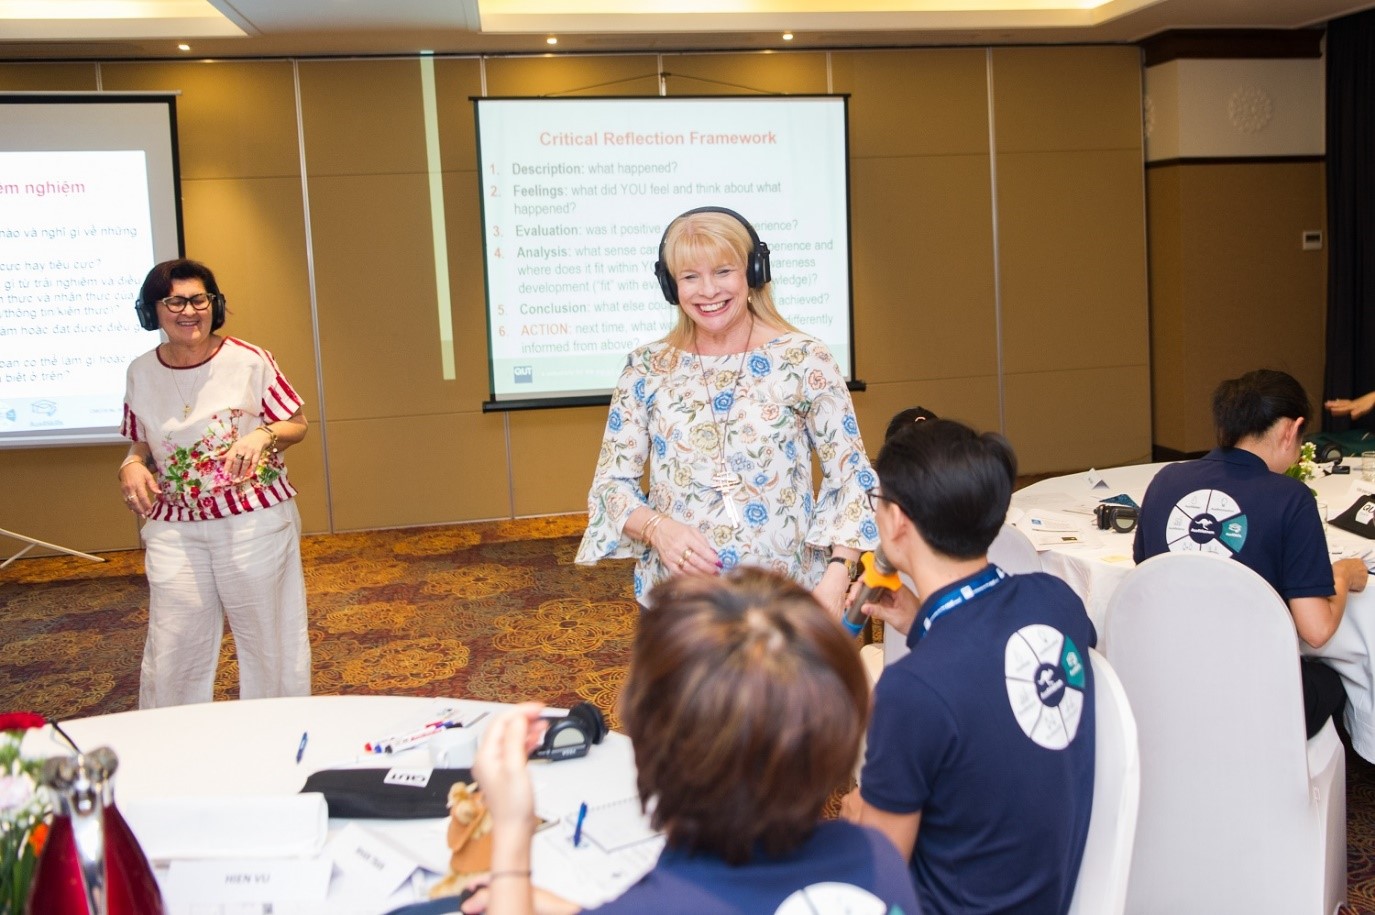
[165,346,206,419]
[698,317,753,529]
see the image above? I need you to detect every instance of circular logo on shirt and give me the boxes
[775,883,891,915]
[1004,624,1086,750]
[1164,488,1248,557]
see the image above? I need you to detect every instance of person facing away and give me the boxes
[845,418,1097,915]
[460,567,921,915]
[1134,368,1368,738]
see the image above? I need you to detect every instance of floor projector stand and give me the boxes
[0,527,104,570]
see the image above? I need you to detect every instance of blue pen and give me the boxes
[296,730,308,764]
[573,802,588,848]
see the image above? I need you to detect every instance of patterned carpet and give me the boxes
[4,514,1375,911]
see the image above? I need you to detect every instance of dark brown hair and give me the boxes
[623,567,869,865]
[1212,369,1310,449]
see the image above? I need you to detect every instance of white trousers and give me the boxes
[139,499,311,708]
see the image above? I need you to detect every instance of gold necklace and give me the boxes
[164,345,208,419]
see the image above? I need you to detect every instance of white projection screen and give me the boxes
[474,96,854,409]
[0,94,183,448]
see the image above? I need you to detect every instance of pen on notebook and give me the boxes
[573,801,588,848]
[296,731,308,764]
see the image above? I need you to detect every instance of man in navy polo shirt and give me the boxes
[1134,368,1368,737]
[845,419,1096,915]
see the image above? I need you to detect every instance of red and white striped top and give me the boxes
[121,337,304,522]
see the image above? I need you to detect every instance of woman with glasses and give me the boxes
[117,258,310,708]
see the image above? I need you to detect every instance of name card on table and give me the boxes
[163,856,331,908]
[326,821,428,900]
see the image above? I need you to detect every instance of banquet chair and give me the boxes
[1104,553,1346,915]
[1067,649,1140,915]
[987,522,1042,574]
[878,524,1043,668]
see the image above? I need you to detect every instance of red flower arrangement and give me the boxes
[1,711,52,912]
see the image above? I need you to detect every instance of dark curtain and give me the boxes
[1324,9,1375,426]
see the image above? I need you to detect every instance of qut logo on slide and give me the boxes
[513,365,534,384]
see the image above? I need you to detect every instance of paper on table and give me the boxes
[532,813,662,909]
[564,796,659,852]
[162,856,331,910]
[1028,530,1096,551]
[122,793,328,862]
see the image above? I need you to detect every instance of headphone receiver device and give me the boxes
[530,701,608,762]
[654,205,772,304]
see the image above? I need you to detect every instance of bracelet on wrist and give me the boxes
[489,870,531,880]
[259,425,279,454]
[117,455,145,477]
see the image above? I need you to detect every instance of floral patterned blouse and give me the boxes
[575,331,878,602]
[121,337,303,522]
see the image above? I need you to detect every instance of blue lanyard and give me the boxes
[918,565,1008,641]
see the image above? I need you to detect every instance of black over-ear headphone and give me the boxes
[654,206,772,305]
[135,292,227,332]
[530,701,608,762]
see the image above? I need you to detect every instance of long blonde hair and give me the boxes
[659,210,800,352]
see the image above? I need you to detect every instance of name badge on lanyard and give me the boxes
[918,565,1008,641]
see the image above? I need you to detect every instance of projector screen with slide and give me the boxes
[475,95,853,408]
[0,94,183,449]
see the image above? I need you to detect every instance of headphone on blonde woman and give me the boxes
[653,206,772,305]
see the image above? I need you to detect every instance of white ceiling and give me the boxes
[2,0,1374,60]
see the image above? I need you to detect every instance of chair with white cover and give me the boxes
[1067,648,1140,915]
[879,524,1043,667]
[1104,552,1346,915]
[988,522,1042,574]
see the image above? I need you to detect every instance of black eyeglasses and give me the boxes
[865,489,895,513]
[158,293,218,313]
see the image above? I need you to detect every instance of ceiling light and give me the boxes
[177,43,191,52]
[782,32,793,41]
[546,36,558,45]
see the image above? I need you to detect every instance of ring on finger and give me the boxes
[682,548,694,562]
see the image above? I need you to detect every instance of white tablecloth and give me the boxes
[22,695,651,914]
[1010,463,1375,762]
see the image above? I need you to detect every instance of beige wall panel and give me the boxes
[1164,161,1327,452]
[855,377,1001,454]
[1144,166,1188,451]
[102,61,300,180]
[662,52,828,95]
[435,58,485,174]
[992,46,1143,153]
[997,149,1149,373]
[327,413,510,530]
[483,56,660,98]
[831,48,990,158]
[308,173,451,420]
[0,63,98,91]
[299,59,427,176]
[850,155,997,383]
[177,175,327,532]
[1004,366,1152,474]
[0,444,139,553]
[509,406,610,516]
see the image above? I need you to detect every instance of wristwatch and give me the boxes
[828,555,861,583]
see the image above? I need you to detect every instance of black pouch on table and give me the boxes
[299,767,473,818]
[1329,495,1375,539]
